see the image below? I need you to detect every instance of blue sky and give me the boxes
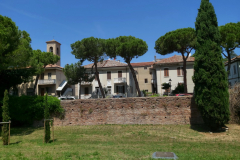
[0,0,239,67]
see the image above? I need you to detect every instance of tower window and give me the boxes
[57,48,59,55]
[50,47,53,53]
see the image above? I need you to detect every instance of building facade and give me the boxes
[12,40,75,97]
[153,55,195,95]
[225,55,240,87]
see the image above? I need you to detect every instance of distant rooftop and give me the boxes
[84,60,127,68]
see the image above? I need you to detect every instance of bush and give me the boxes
[0,95,64,127]
[172,85,184,95]
[44,93,51,143]
[1,90,10,145]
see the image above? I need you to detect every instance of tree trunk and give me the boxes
[181,52,188,93]
[79,81,81,99]
[227,51,231,77]
[94,62,105,98]
[128,62,141,97]
[33,74,40,95]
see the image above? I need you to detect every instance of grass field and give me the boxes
[0,124,240,160]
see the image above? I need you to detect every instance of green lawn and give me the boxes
[0,124,240,160]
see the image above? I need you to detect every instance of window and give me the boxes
[164,68,169,77]
[234,65,236,75]
[27,88,34,96]
[107,86,111,95]
[13,87,18,96]
[145,79,148,83]
[177,67,184,76]
[49,47,53,53]
[48,73,51,79]
[46,87,52,94]
[118,71,122,78]
[107,71,111,79]
[85,87,89,95]
[57,48,59,55]
[116,86,125,93]
[40,73,44,79]
[144,66,147,70]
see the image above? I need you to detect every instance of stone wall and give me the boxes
[50,97,203,126]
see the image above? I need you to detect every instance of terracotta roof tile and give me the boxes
[45,64,63,69]
[84,60,127,68]
[225,55,240,65]
[131,62,154,67]
[154,55,194,64]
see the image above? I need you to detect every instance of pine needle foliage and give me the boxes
[44,93,51,143]
[1,90,10,145]
[193,0,230,131]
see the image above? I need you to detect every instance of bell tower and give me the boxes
[46,39,61,66]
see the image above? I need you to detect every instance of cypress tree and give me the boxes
[193,0,230,131]
[1,90,10,145]
[44,93,51,143]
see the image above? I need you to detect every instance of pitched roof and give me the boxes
[84,60,127,68]
[225,55,240,65]
[46,39,61,45]
[131,62,154,67]
[45,64,63,69]
[154,55,195,64]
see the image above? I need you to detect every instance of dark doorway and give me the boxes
[41,88,45,96]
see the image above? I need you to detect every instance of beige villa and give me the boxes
[153,55,195,95]
[11,40,75,97]
[75,60,129,99]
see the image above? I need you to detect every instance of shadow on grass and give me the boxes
[190,124,227,133]
[9,127,41,136]
[48,139,57,143]
[10,141,22,145]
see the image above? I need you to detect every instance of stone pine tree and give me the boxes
[219,22,240,75]
[63,62,95,99]
[71,37,106,98]
[44,93,51,143]
[193,0,230,131]
[105,36,148,97]
[155,28,196,93]
[1,90,10,145]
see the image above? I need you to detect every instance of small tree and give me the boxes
[71,37,106,98]
[155,28,196,93]
[161,83,171,96]
[1,90,10,145]
[219,22,240,75]
[105,36,148,97]
[172,84,184,95]
[44,93,51,143]
[193,0,230,131]
[63,62,94,99]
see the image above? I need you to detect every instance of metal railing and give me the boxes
[38,79,56,84]
[114,77,126,83]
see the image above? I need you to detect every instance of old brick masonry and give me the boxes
[51,97,203,126]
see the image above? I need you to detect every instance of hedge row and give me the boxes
[0,95,64,127]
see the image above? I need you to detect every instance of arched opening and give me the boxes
[49,47,53,53]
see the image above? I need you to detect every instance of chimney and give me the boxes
[154,55,157,62]
[118,60,120,62]
[189,53,191,57]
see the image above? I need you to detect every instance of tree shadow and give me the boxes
[10,141,22,145]
[9,127,40,136]
[48,139,57,143]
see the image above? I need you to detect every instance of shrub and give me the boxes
[1,90,10,145]
[172,85,184,95]
[0,95,64,127]
[44,93,51,143]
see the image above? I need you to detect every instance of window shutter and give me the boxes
[181,67,184,75]
[123,86,125,93]
[177,67,180,76]
[107,71,111,79]
[118,71,122,78]
[164,68,169,77]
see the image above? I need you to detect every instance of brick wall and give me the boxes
[45,97,203,126]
